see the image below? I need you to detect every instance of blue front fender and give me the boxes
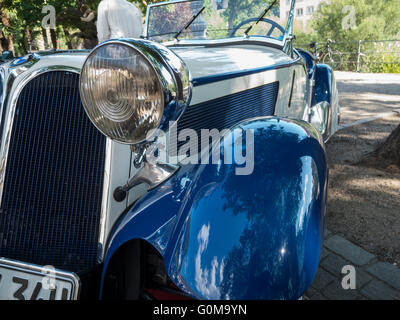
[101,117,328,300]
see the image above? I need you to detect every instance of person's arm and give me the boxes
[97,1,110,42]
[81,11,95,23]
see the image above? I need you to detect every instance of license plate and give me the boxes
[0,258,80,300]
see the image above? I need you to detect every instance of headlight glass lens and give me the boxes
[80,43,164,144]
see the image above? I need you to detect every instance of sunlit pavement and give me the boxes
[335,72,400,127]
[306,72,400,300]
[306,230,400,300]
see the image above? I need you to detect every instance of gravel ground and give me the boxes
[325,72,400,265]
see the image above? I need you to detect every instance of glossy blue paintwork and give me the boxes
[311,64,336,140]
[101,117,328,300]
[312,64,333,106]
[11,56,29,67]
[296,48,316,79]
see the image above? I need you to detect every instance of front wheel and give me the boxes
[322,52,343,70]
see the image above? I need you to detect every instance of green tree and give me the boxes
[309,1,400,169]
[0,2,14,53]
[0,0,159,54]
[221,0,276,33]
[294,0,400,72]
[312,0,400,42]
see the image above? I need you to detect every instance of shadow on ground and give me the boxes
[326,114,400,265]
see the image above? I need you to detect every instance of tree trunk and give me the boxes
[0,8,14,54]
[360,124,400,169]
[0,31,7,53]
[42,28,49,49]
[23,27,33,53]
[7,33,14,53]
[50,28,57,49]
[63,28,73,49]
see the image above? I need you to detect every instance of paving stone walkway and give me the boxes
[306,230,400,300]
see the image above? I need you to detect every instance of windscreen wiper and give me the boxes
[174,6,205,41]
[244,0,278,36]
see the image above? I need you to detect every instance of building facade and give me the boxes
[280,0,326,32]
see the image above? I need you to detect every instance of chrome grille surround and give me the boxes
[0,65,111,273]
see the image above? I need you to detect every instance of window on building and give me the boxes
[296,8,303,16]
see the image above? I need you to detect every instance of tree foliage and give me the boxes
[220,0,275,31]
[0,0,164,54]
[294,0,400,44]
[308,1,400,167]
[293,0,400,45]
[311,0,400,42]
[293,0,400,73]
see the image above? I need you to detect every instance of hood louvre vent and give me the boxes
[170,81,279,155]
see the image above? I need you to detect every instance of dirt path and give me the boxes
[326,72,400,265]
[335,72,400,125]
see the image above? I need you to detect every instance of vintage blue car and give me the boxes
[0,0,339,300]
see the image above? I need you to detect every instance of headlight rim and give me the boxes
[80,38,192,145]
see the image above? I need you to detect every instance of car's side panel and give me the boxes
[101,117,328,300]
[172,45,294,82]
[282,63,309,121]
[296,48,316,79]
[311,64,340,141]
[295,50,341,141]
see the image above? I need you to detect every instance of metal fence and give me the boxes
[296,39,400,73]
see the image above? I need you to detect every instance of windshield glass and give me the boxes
[146,0,295,42]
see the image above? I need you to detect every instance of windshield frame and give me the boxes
[144,0,296,46]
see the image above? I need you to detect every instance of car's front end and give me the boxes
[0,0,338,300]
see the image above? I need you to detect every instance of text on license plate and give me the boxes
[0,258,80,300]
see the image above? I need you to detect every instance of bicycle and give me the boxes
[310,39,343,70]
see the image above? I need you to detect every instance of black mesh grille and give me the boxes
[172,81,279,153]
[0,71,106,274]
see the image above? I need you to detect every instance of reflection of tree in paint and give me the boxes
[218,123,320,299]
[170,120,325,300]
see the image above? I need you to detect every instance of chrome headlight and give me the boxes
[80,39,191,144]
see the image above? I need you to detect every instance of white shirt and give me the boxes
[97,0,143,43]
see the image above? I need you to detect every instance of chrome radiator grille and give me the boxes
[0,71,106,274]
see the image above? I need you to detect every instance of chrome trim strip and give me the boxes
[191,54,302,87]
[283,0,296,55]
[0,67,5,121]
[98,138,112,262]
[0,257,80,300]
[0,66,111,264]
[164,36,284,48]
